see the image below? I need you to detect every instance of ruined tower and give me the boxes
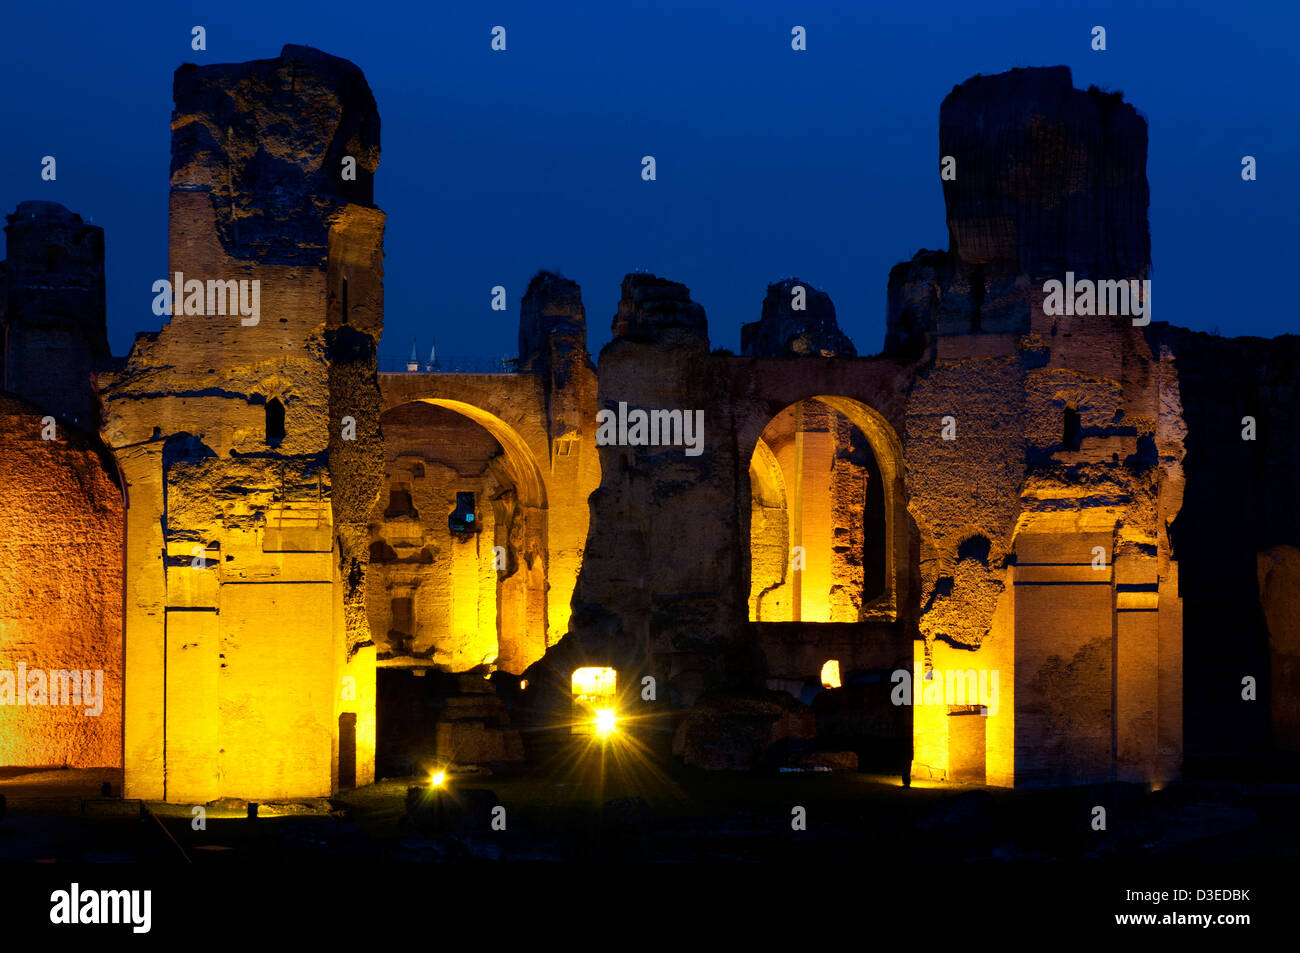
[741,277,857,358]
[1,201,110,427]
[99,45,384,802]
[892,67,1183,786]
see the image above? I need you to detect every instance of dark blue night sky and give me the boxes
[1,0,1295,361]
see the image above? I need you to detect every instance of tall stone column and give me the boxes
[115,444,167,800]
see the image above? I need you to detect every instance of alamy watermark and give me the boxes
[1042,272,1151,326]
[151,272,260,326]
[891,665,999,716]
[0,663,104,716]
[50,883,150,933]
[596,402,704,456]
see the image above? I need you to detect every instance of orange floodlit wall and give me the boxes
[0,398,123,768]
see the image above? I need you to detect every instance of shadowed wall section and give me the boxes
[1,203,110,428]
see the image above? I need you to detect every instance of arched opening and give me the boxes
[748,396,903,622]
[368,398,549,778]
[365,399,548,675]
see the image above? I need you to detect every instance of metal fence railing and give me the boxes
[377,356,519,374]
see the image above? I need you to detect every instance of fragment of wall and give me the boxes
[0,399,122,767]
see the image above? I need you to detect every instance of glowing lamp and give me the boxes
[430,770,446,788]
[594,707,617,738]
[820,659,842,689]
[572,666,617,697]
[571,666,617,735]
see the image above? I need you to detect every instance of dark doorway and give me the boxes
[338,712,357,790]
[1063,406,1082,451]
[266,398,286,447]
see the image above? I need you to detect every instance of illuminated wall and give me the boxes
[903,315,1186,788]
[374,285,601,678]
[911,514,1181,788]
[749,398,890,623]
[99,46,382,802]
[748,438,790,619]
[367,400,540,673]
[0,398,123,768]
[35,49,1202,798]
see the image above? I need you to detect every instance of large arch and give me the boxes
[744,393,908,623]
[378,370,598,652]
[413,397,548,509]
[368,396,551,674]
[378,372,552,470]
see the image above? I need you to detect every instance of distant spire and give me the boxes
[409,338,417,361]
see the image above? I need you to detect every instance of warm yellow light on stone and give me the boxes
[820,659,842,689]
[749,397,904,625]
[572,666,616,698]
[0,396,124,771]
[571,666,617,735]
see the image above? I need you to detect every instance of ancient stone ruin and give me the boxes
[1,51,1296,801]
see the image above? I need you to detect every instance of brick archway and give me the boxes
[746,393,907,623]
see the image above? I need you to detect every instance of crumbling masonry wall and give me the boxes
[892,67,1182,786]
[366,401,514,671]
[0,396,123,767]
[539,68,1194,788]
[537,272,916,773]
[1,202,111,427]
[21,51,1293,793]
[99,46,383,802]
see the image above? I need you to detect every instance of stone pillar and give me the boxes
[1156,563,1183,785]
[102,45,384,801]
[117,445,167,800]
[795,426,833,622]
[1012,522,1115,786]
[518,271,599,649]
[1114,552,1159,783]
